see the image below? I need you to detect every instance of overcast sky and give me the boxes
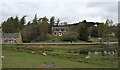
[0,0,119,24]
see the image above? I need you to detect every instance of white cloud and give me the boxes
[1,0,119,2]
[0,1,118,24]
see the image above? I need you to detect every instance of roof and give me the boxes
[52,27,68,30]
[2,33,19,38]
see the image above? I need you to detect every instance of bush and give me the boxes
[61,32,78,42]
[47,34,61,42]
[31,36,46,42]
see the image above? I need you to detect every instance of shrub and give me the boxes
[61,32,78,42]
[47,34,61,42]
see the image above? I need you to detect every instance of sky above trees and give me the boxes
[0,0,119,24]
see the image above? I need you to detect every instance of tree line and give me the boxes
[1,15,119,43]
[2,15,63,42]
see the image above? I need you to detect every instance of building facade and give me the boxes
[2,32,22,44]
[52,26,69,36]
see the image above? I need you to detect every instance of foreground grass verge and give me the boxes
[2,50,118,68]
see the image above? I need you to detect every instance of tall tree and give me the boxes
[109,20,113,26]
[49,16,55,34]
[50,16,55,26]
[56,19,60,26]
[2,16,20,33]
[98,23,105,38]
[98,22,110,42]
[33,14,38,24]
[78,23,89,41]
[13,16,19,32]
[106,19,113,26]
[22,25,40,43]
[27,21,31,25]
[38,16,49,41]
[38,18,42,23]
[106,19,109,24]
[91,26,98,37]
[20,15,26,31]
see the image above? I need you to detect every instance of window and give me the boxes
[54,32,57,36]
[56,29,59,31]
[61,29,64,31]
[53,29,56,31]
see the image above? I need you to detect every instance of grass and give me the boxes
[2,50,118,68]
[90,37,118,42]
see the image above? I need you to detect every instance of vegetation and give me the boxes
[1,15,118,43]
[22,24,40,42]
[3,50,117,68]
[61,32,78,42]
[78,22,89,41]
[2,44,118,68]
[1,12,118,69]
[2,16,19,33]
[118,23,120,45]
[19,16,26,31]
[49,16,55,34]
[91,26,99,37]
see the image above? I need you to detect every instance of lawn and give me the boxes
[90,37,118,42]
[2,50,118,68]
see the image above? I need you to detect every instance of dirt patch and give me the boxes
[39,64,48,68]
[38,63,55,68]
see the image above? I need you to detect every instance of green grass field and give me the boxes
[2,50,118,68]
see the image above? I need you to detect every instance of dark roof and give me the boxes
[52,27,68,30]
[2,33,19,38]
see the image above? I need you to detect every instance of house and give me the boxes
[51,21,102,37]
[52,26,69,36]
[2,32,22,44]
